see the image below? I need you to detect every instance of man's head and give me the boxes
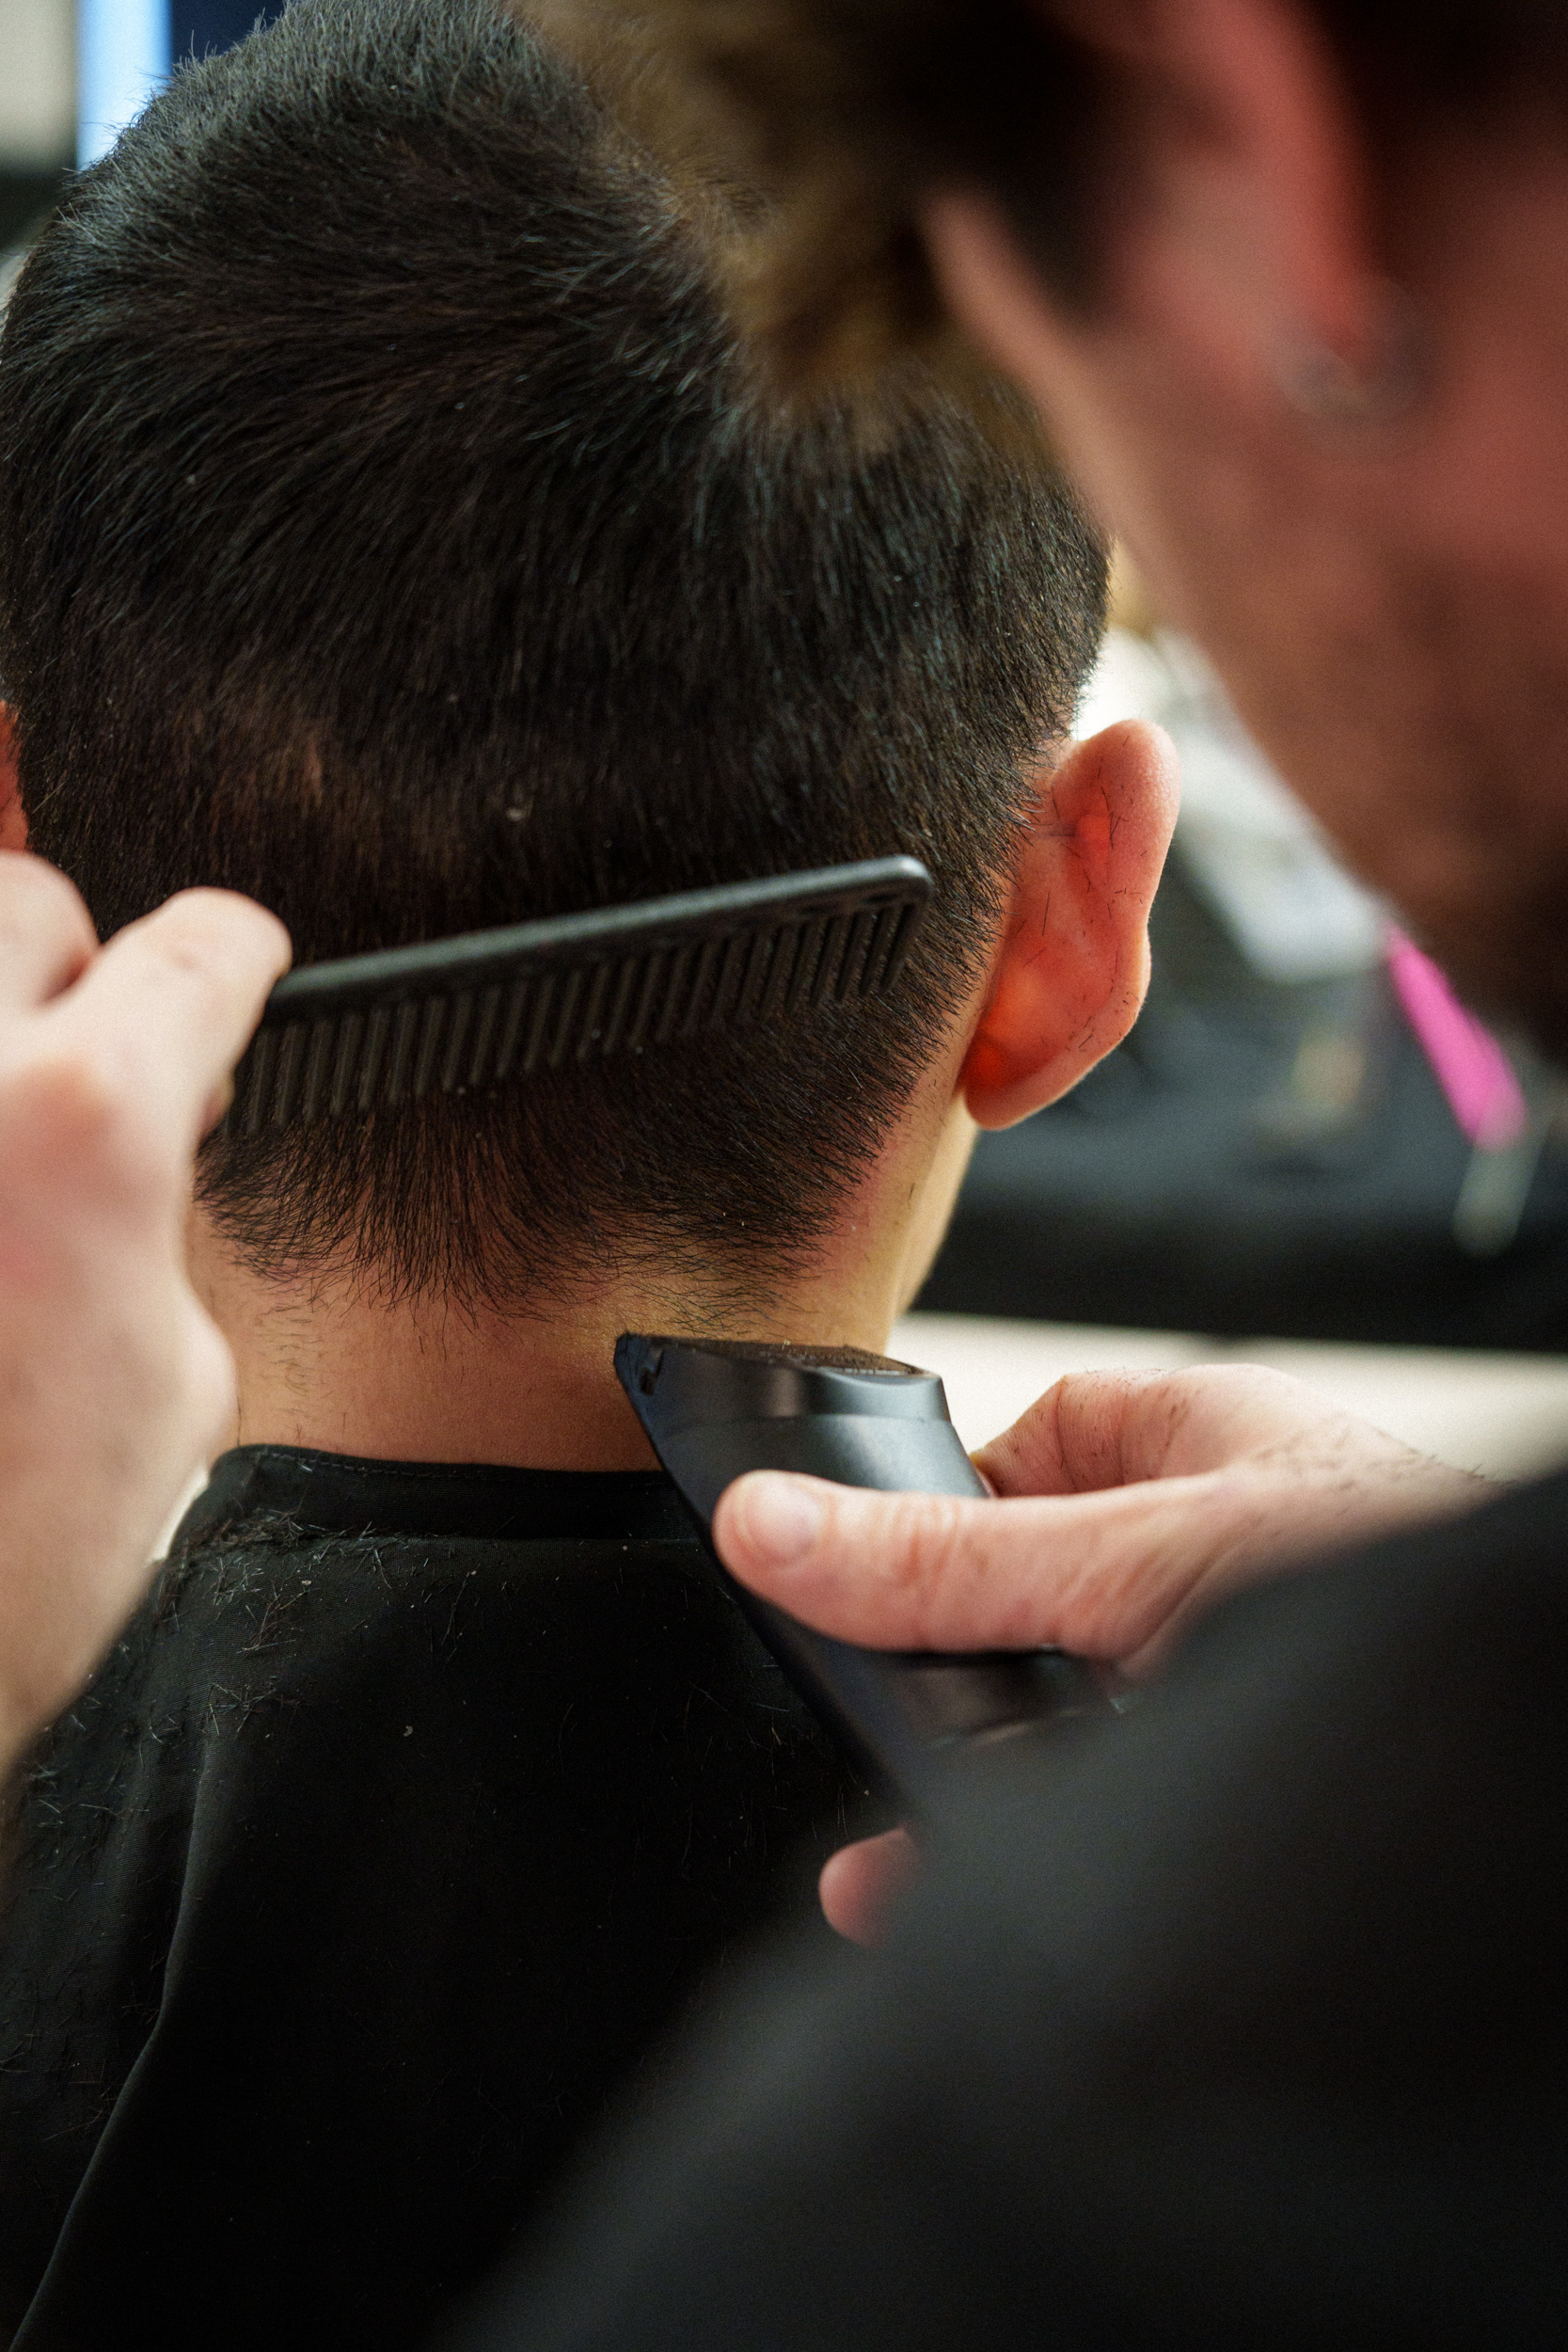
[633,0,1568,1061]
[0,0,1172,1333]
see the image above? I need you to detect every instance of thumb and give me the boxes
[818,1827,921,1947]
[711,1469,1238,1657]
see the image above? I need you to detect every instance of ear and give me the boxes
[961,722,1179,1131]
[925,0,1380,427]
[0,705,27,854]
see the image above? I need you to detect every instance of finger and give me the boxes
[818,1828,921,1947]
[713,1468,1259,1657]
[51,890,291,1145]
[198,1073,236,1141]
[974,1368,1207,1497]
[973,1366,1281,1501]
[178,1295,241,1487]
[0,855,97,1013]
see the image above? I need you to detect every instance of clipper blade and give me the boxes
[227,857,932,1136]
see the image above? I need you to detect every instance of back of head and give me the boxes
[0,0,1104,1309]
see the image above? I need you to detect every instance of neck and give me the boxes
[187,1104,974,1474]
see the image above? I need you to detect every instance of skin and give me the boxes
[0,0,1533,1895]
[1,704,1175,1499]
[0,828,287,1772]
[182,724,1176,1464]
[711,0,1562,1938]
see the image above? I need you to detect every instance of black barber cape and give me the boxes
[463,1469,1568,2352]
[0,1447,860,2351]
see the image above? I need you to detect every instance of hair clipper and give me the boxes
[615,1334,1114,1808]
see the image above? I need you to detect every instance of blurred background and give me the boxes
[902,555,1568,1475]
[7,3,1568,1480]
[922,559,1568,1351]
[1,4,277,254]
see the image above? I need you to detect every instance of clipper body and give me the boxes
[615,1335,1111,1806]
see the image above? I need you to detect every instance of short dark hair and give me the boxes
[0,0,1104,1308]
[610,0,1568,387]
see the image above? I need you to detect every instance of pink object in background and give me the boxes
[1386,930,1528,1149]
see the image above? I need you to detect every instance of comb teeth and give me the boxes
[226,862,929,1136]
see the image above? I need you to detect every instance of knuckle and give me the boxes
[1062,1562,1157,1658]
[184,1314,237,1439]
[0,858,97,976]
[0,1049,159,1204]
[892,1490,963,1585]
[1,1048,122,1145]
[143,891,291,982]
[876,1492,974,1644]
[135,903,237,986]
[981,1502,1070,1647]
[0,851,90,931]
[1175,1361,1330,1445]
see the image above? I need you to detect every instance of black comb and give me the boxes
[227,857,933,1136]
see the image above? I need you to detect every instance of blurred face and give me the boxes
[925,46,1568,1055]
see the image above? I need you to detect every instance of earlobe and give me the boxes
[0,705,28,854]
[960,721,1179,1131]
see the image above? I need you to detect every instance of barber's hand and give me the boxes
[713,1365,1490,1942]
[0,856,289,1772]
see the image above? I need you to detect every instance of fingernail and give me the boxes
[734,1473,823,1566]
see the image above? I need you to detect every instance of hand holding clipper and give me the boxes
[615,1334,1113,1808]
